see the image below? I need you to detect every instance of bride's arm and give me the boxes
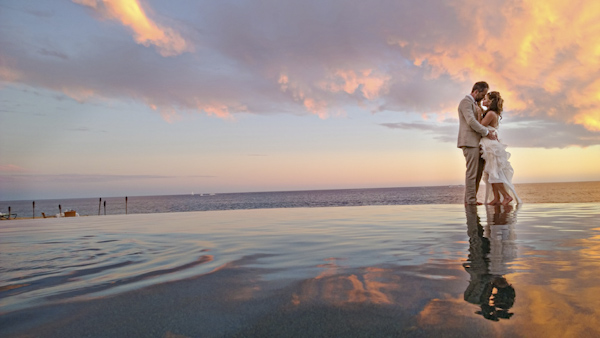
[476,105,484,122]
[458,99,489,136]
[481,111,497,127]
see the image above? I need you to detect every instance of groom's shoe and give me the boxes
[465,202,483,206]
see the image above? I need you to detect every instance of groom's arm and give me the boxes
[459,99,489,137]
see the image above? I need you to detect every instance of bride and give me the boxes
[478,91,522,205]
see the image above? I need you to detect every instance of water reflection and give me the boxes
[463,205,517,321]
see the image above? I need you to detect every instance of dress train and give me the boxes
[480,127,522,205]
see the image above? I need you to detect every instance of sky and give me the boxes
[1,0,600,201]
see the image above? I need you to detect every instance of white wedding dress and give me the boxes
[480,126,522,204]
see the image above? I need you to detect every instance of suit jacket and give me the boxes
[457,95,489,148]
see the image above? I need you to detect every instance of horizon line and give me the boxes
[2,180,599,203]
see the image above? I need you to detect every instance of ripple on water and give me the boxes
[0,231,216,313]
[2,203,599,320]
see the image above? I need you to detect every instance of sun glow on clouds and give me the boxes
[278,69,390,119]
[2,0,600,142]
[0,164,27,173]
[393,0,600,131]
[0,61,21,83]
[320,69,391,101]
[73,0,190,57]
[279,72,330,118]
[151,101,241,122]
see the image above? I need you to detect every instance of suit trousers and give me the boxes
[462,146,485,204]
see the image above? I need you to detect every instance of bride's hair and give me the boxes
[486,91,504,118]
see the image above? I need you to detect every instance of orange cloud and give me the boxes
[302,98,329,118]
[0,164,27,173]
[291,263,400,307]
[61,87,96,102]
[73,0,190,57]
[416,296,473,328]
[320,69,391,100]
[278,73,289,92]
[279,72,330,118]
[156,107,180,123]
[573,111,600,132]
[278,68,390,118]
[569,78,600,131]
[198,103,241,120]
[0,57,21,83]
[390,0,600,131]
[0,67,20,83]
[147,98,241,122]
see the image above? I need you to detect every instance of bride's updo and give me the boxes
[487,91,504,116]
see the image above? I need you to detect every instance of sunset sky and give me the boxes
[1,0,599,200]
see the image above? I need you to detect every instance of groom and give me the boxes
[458,81,497,205]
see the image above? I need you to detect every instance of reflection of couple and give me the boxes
[458,82,522,206]
[463,205,516,321]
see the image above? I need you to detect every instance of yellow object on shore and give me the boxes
[64,210,77,217]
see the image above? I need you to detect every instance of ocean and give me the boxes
[2,180,600,336]
[2,181,599,219]
[2,202,600,336]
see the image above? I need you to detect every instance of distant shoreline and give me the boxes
[2,180,599,203]
[1,181,600,220]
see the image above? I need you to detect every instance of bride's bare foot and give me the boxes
[502,196,513,206]
[488,199,500,205]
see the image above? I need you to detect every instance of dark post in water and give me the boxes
[59,204,62,216]
[98,198,102,216]
[33,201,35,219]
[126,196,128,215]
[8,206,11,220]
[104,200,106,215]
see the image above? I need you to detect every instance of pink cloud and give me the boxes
[73,0,191,57]
[319,69,391,100]
[1,0,599,145]
[0,165,27,173]
[390,0,600,131]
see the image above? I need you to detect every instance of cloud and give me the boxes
[24,9,55,18]
[66,126,108,133]
[319,69,391,101]
[0,174,215,184]
[381,117,600,148]
[38,48,69,60]
[1,0,599,146]
[497,120,600,148]
[380,120,457,143]
[73,0,191,57]
[0,164,28,173]
[390,0,600,132]
[0,57,21,83]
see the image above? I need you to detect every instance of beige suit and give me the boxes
[458,95,489,204]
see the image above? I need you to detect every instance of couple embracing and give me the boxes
[458,81,522,206]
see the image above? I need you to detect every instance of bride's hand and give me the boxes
[475,106,484,121]
[488,131,497,140]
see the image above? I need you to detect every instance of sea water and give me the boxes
[2,181,599,218]
[1,203,600,337]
